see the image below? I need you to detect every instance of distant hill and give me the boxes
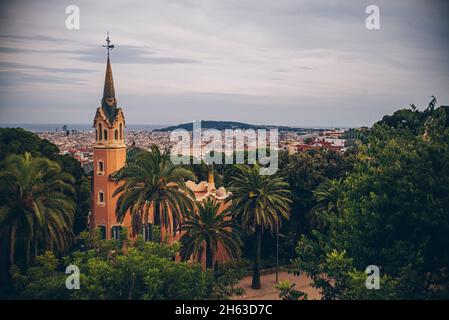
[154,120,301,132]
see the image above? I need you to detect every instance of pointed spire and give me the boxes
[100,33,118,124]
[103,57,115,100]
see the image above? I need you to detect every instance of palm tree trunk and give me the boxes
[251,225,262,289]
[128,272,136,300]
[9,226,16,267]
[205,240,213,269]
[26,239,31,266]
[34,237,38,263]
[154,201,160,226]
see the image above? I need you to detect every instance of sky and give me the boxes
[0,0,448,127]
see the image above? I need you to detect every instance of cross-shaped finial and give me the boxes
[103,31,114,57]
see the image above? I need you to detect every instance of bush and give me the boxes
[10,231,218,300]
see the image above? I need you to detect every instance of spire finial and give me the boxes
[103,31,114,58]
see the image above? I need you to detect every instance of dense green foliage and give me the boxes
[7,231,245,299]
[238,149,355,267]
[0,153,76,268]
[294,101,449,299]
[0,128,89,286]
[275,280,307,300]
[0,128,58,160]
[279,149,355,235]
[0,128,91,236]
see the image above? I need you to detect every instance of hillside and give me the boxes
[154,120,300,132]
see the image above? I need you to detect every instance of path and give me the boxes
[232,271,321,300]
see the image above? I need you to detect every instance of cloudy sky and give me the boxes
[0,0,448,127]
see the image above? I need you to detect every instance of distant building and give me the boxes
[292,129,349,153]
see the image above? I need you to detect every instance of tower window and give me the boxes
[99,124,103,140]
[98,191,104,204]
[115,129,118,140]
[104,129,108,140]
[98,160,104,173]
[119,123,123,140]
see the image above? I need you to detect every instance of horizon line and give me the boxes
[0,122,363,130]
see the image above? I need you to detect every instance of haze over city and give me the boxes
[0,0,448,127]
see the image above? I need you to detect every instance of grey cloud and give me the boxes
[73,45,199,65]
[0,44,199,65]
[0,71,85,86]
[275,66,314,73]
[0,46,74,55]
[0,46,24,54]
[0,34,69,43]
[0,62,97,74]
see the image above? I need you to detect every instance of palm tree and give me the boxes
[180,198,242,269]
[308,179,343,230]
[0,152,75,268]
[114,145,196,237]
[227,164,291,289]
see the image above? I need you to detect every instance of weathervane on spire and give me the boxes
[103,31,114,57]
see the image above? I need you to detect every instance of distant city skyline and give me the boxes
[1,0,449,127]
[0,122,354,133]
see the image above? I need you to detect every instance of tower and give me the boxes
[91,34,129,239]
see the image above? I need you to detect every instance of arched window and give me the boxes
[95,129,98,141]
[99,124,102,140]
[119,123,123,140]
[104,129,108,140]
[114,129,118,140]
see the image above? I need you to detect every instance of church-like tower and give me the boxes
[91,35,129,239]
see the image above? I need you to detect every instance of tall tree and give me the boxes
[180,198,242,269]
[114,145,196,236]
[228,164,291,289]
[0,152,75,269]
[294,101,449,299]
[0,128,91,235]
